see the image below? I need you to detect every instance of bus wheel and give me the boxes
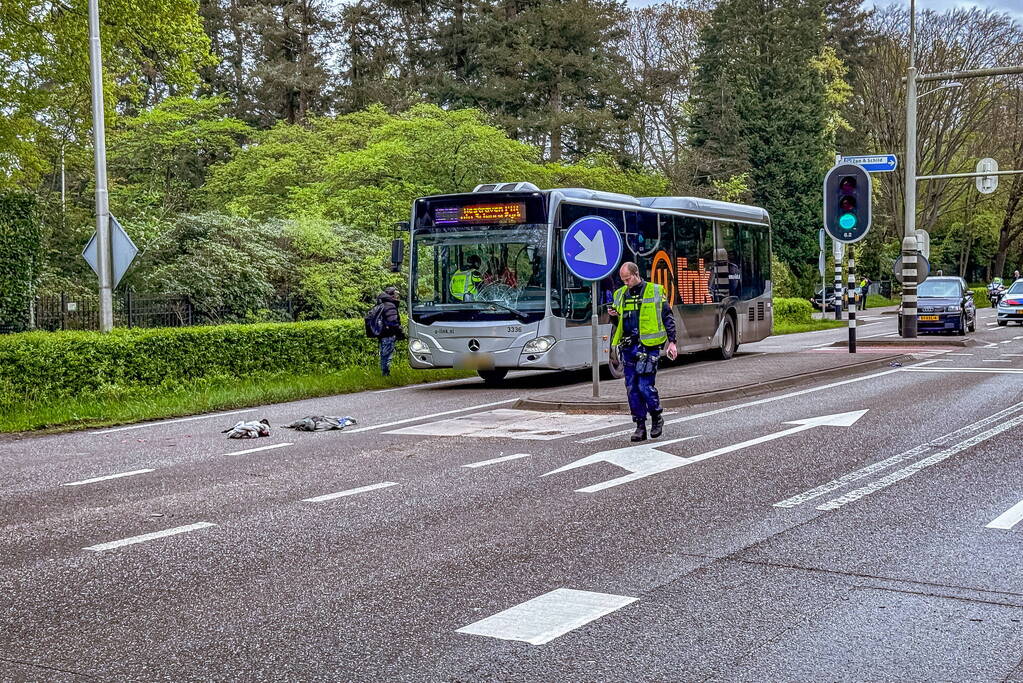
[603,346,625,380]
[478,368,508,385]
[714,316,736,360]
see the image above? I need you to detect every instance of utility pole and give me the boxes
[88,0,114,332]
[901,0,919,339]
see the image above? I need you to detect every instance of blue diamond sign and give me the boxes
[562,216,624,281]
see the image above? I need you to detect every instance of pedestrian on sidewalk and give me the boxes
[368,286,404,376]
[608,261,678,443]
[858,276,870,310]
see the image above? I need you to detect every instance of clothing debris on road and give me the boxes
[283,415,358,432]
[222,419,271,438]
[888,361,903,367]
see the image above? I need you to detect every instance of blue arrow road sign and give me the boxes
[840,154,898,173]
[562,215,624,281]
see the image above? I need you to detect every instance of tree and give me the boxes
[690,0,833,273]
[108,97,254,213]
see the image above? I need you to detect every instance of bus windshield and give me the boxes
[412,224,548,323]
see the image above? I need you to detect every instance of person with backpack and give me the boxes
[365,286,404,376]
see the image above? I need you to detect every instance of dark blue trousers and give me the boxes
[380,335,396,376]
[622,344,661,421]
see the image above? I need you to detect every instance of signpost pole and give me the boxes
[902,0,918,339]
[88,0,113,332]
[591,281,600,398]
[848,247,857,353]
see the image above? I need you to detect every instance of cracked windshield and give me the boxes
[412,225,547,323]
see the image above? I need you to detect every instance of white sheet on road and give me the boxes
[386,408,633,440]
[456,588,637,645]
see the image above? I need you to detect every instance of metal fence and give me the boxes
[18,292,297,333]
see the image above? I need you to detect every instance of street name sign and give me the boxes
[562,216,624,281]
[840,154,898,173]
[82,214,138,288]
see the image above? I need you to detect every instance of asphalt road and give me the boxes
[3,308,1023,681]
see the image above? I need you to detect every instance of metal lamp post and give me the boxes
[88,0,114,331]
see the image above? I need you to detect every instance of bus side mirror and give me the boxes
[390,238,405,273]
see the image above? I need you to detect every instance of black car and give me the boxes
[810,286,841,310]
[898,276,976,335]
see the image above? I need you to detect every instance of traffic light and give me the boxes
[823,163,872,243]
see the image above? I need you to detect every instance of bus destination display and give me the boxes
[435,202,526,225]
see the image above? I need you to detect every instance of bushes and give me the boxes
[0,193,40,332]
[773,297,814,325]
[0,320,386,406]
[970,287,991,308]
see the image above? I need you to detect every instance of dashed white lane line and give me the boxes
[84,522,217,552]
[900,367,1023,374]
[463,453,531,468]
[93,409,257,434]
[987,322,999,326]
[947,353,973,356]
[301,481,398,503]
[342,399,517,434]
[987,500,1023,530]
[1003,354,1023,357]
[456,588,638,645]
[224,442,293,456]
[63,469,155,486]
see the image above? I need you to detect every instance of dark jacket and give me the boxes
[377,292,403,338]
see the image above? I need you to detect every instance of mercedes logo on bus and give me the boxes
[468,339,481,352]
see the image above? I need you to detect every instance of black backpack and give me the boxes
[364,303,387,338]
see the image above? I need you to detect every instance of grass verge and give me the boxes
[772,319,848,335]
[0,365,474,434]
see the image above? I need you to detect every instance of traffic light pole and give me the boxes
[902,0,918,339]
[88,0,114,332]
[847,247,856,353]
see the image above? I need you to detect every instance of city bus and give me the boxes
[405,182,772,383]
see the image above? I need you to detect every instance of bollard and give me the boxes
[901,236,918,338]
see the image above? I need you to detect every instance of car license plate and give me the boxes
[920,315,939,321]
[454,352,495,370]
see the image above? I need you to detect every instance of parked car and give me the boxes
[898,276,976,335]
[996,279,1023,326]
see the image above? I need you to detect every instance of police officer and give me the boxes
[450,255,484,301]
[608,261,678,442]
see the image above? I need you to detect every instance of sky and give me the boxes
[627,0,1023,20]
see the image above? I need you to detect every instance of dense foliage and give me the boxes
[0,319,383,406]
[0,193,40,332]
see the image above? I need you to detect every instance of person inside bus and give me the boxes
[450,255,484,301]
[608,261,678,442]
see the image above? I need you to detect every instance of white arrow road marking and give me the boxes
[549,410,868,493]
[574,230,607,265]
[987,499,1023,530]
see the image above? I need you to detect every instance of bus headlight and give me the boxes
[409,338,429,354]
[523,336,555,354]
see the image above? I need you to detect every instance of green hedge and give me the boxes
[0,193,40,332]
[773,297,814,324]
[970,287,992,308]
[0,319,388,406]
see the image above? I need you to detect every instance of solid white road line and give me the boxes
[987,500,1023,530]
[223,442,293,456]
[578,361,937,444]
[342,399,516,434]
[1003,354,1023,357]
[84,522,217,552]
[301,481,398,503]
[816,411,1023,511]
[456,588,637,645]
[775,401,1023,509]
[983,359,1012,363]
[93,409,258,434]
[462,453,531,468]
[63,469,155,487]
[946,353,973,356]
[901,367,1023,374]
[372,377,478,393]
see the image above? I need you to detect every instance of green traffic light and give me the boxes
[839,212,857,229]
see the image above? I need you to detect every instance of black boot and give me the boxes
[631,419,647,442]
[650,410,664,439]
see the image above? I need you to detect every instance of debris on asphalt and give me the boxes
[222,418,271,438]
[888,361,903,367]
[283,415,358,432]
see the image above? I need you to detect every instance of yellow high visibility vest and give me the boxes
[611,282,667,347]
[450,269,481,300]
